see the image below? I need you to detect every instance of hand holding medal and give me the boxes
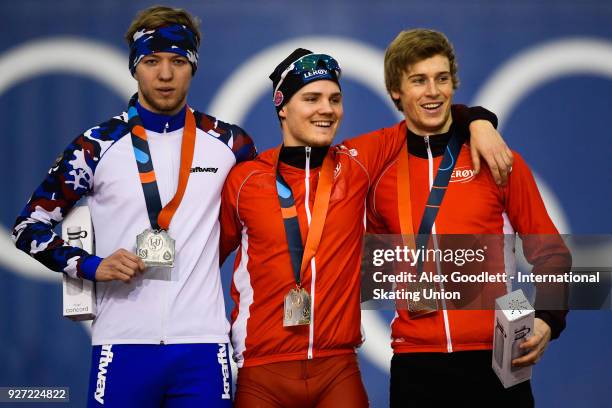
[95,248,145,282]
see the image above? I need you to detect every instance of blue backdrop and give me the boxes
[1,0,610,406]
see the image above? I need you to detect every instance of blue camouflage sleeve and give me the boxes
[11,117,127,280]
[195,112,257,163]
[229,124,257,163]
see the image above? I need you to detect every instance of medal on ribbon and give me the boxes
[275,146,335,327]
[128,95,196,268]
[397,125,463,316]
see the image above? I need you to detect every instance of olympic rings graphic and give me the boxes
[5,35,612,371]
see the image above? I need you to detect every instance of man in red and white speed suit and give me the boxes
[367,120,569,357]
[366,29,570,407]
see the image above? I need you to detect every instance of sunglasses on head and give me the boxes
[274,53,342,98]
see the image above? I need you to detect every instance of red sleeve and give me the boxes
[504,153,571,339]
[505,153,560,235]
[366,186,387,234]
[219,167,243,266]
[340,103,497,184]
[340,124,405,183]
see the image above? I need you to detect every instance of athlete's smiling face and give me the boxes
[279,80,343,147]
[392,54,454,136]
[134,52,192,115]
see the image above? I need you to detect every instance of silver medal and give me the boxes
[136,228,175,267]
[283,288,311,327]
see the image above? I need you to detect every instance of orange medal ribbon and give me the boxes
[156,108,196,230]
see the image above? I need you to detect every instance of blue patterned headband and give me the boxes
[129,24,199,76]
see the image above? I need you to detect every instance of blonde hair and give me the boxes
[125,5,201,46]
[384,29,459,111]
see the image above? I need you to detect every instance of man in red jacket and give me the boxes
[366,29,570,407]
[220,48,511,407]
